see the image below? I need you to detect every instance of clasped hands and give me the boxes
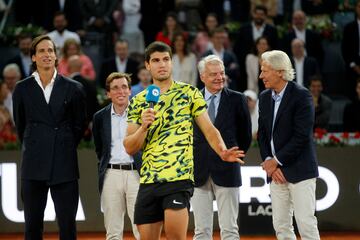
[261,158,287,184]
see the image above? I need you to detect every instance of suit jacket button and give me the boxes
[54,127,59,130]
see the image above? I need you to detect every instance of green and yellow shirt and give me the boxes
[128,81,207,184]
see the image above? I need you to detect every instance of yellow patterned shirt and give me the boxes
[128,81,207,184]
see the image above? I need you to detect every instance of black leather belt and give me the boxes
[107,163,136,170]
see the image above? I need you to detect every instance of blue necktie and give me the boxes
[208,95,216,123]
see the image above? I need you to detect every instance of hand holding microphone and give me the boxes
[142,85,160,129]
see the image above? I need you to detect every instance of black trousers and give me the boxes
[22,180,79,240]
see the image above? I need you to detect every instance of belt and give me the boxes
[107,163,136,170]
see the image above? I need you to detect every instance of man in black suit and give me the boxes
[6,34,33,80]
[92,72,140,239]
[191,55,252,239]
[290,38,320,88]
[258,50,320,240]
[233,5,278,91]
[282,10,324,67]
[99,39,140,88]
[202,27,239,91]
[342,0,360,100]
[12,35,87,240]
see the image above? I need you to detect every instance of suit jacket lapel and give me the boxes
[214,88,228,126]
[49,75,68,119]
[28,77,54,122]
[103,104,112,154]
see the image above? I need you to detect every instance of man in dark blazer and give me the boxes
[99,39,140,88]
[192,55,252,239]
[6,34,33,80]
[12,35,87,240]
[342,1,360,99]
[282,10,324,66]
[258,50,320,240]
[233,5,278,91]
[92,72,140,239]
[202,27,240,91]
[68,55,99,127]
[290,38,320,88]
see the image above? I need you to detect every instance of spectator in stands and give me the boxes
[171,32,197,86]
[309,75,333,130]
[80,0,118,57]
[2,64,21,119]
[204,13,219,34]
[282,10,324,67]
[203,27,239,91]
[120,0,145,55]
[192,13,219,60]
[251,0,278,24]
[233,5,278,91]
[290,38,320,88]
[0,81,16,149]
[342,0,360,100]
[343,78,360,131]
[130,65,152,99]
[47,12,81,56]
[99,39,139,88]
[245,36,270,94]
[68,55,99,140]
[139,0,175,46]
[155,11,183,46]
[58,38,96,81]
[6,34,32,79]
[244,89,259,140]
[51,0,83,32]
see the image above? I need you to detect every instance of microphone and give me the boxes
[145,85,160,108]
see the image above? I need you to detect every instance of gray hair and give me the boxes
[197,54,225,74]
[261,50,295,81]
[3,63,21,77]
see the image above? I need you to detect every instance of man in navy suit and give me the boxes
[12,35,87,240]
[92,72,140,239]
[258,50,320,240]
[342,0,360,99]
[192,55,252,239]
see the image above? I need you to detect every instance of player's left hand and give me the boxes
[220,146,245,164]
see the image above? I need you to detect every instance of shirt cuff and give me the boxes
[265,155,282,166]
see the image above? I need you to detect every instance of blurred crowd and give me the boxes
[1,0,360,148]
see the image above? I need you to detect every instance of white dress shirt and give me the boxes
[252,22,265,41]
[48,30,81,50]
[115,57,127,73]
[109,104,134,164]
[294,57,305,86]
[32,70,57,103]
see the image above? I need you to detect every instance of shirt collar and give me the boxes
[32,70,57,87]
[271,82,288,101]
[111,103,129,117]
[204,87,222,101]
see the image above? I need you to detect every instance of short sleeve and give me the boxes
[190,86,207,118]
